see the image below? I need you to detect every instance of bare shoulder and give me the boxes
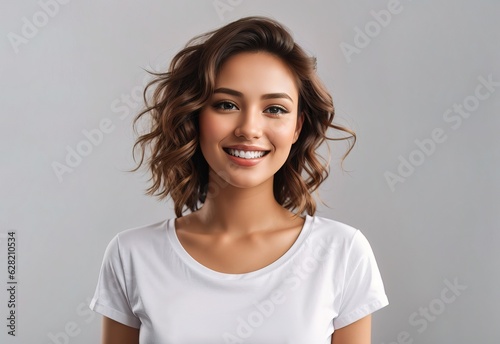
[101,316,139,344]
[331,315,371,344]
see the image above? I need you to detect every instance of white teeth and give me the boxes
[227,149,266,159]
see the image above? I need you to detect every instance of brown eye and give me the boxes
[214,101,238,111]
[264,106,289,116]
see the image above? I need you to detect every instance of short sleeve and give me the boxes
[333,230,389,329]
[89,235,141,329]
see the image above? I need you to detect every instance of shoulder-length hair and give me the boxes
[131,16,356,218]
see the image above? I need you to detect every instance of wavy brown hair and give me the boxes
[131,16,356,218]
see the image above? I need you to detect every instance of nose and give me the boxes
[234,108,263,140]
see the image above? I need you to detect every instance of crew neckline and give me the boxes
[166,214,314,280]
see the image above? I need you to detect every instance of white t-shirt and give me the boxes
[89,214,388,343]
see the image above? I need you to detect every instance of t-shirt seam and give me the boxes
[167,215,314,280]
[334,296,389,329]
[114,234,136,318]
[90,299,141,328]
[337,229,362,310]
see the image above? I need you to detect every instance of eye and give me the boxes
[213,101,238,111]
[264,106,289,116]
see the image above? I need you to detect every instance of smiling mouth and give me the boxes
[223,148,271,159]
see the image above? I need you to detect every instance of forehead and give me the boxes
[214,52,299,100]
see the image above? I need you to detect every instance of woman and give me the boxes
[90,16,388,343]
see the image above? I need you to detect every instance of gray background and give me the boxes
[1,0,498,343]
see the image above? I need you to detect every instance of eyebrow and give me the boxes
[213,87,294,102]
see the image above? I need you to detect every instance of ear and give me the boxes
[293,112,305,144]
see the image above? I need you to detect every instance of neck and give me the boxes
[195,172,293,235]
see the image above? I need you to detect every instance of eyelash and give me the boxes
[212,101,289,116]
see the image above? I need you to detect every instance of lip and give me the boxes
[223,148,270,167]
[223,145,270,151]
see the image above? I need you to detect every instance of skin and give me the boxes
[101,317,139,344]
[176,52,306,274]
[331,315,371,344]
[102,51,371,343]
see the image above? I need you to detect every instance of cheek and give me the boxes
[269,122,299,146]
[199,111,210,132]
[199,113,220,142]
[199,112,234,151]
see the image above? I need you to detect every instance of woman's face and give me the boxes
[199,51,303,189]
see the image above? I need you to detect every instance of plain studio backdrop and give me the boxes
[1,0,498,343]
